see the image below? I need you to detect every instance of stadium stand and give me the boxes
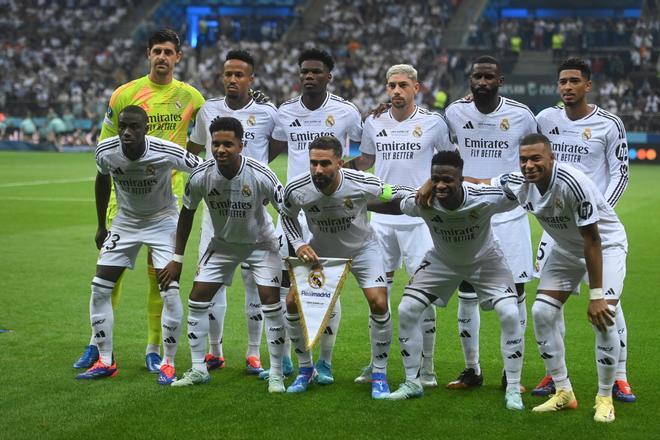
[0,0,658,143]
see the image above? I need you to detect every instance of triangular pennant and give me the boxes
[286,257,352,350]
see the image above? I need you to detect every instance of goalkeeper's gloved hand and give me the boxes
[249,89,270,103]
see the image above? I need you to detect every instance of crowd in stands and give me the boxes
[1,0,659,145]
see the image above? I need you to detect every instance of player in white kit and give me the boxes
[386,150,525,411]
[160,117,287,393]
[75,106,202,385]
[188,50,280,375]
[280,136,410,399]
[270,49,363,385]
[532,58,634,402]
[492,133,627,423]
[345,64,453,387]
[443,56,537,390]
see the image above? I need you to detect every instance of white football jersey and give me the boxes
[184,156,283,246]
[445,97,538,223]
[361,106,454,225]
[536,105,629,207]
[272,92,362,180]
[189,97,277,164]
[494,163,627,258]
[96,135,202,221]
[281,169,410,257]
[401,183,518,263]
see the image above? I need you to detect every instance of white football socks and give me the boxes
[397,295,425,381]
[160,281,183,366]
[370,311,392,374]
[242,269,263,359]
[286,312,312,368]
[457,292,481,375]
[90,277,116,365]
[532,295,571,391]
[207,286,226,358]
[187,300,211,373]
[318,300,341,365]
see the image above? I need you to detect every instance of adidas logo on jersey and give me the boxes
[289,119,302,127]
[376,129,388,137]
[463,121,474,129]
[208,188,221,197]
[523,202,534,211]
[430,215,443,223]
[309,205,321,213]
[112,167,124,174]
[550,126,560,135]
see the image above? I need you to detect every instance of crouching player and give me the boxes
[388,150,525,410]
[280,135,411,399]
[76,106,202,384]
[159,117,288,393]
[492,133,627,423]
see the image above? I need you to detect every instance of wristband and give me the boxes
[589,288,603,300]
[172,254,184,263]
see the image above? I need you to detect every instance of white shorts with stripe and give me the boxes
[371,221,433,274]
[537,246,626,300]
[492,215,533,283]
[97,213,177,269]
[404,247,518,310]
[195,238,281,287]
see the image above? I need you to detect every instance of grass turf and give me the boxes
[0,151,658,439]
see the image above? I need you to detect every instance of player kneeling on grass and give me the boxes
[280,135,411,399]
[388,150,525,409]
[76,106,202,384]
[487,133,627,423]
[159,116,288,393]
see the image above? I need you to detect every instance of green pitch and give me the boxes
[0,151,658,438]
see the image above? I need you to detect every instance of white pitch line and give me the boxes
[0,177,94,188]
[0,196,93,202]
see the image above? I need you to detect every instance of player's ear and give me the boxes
[585,79,592,93]
[338,158,344,168]
[498,74,504,87]
[175,50,183,63]
[327,72,333,82]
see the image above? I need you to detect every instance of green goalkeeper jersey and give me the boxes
[99,75,205,147]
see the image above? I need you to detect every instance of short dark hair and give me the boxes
[298,48,335,72]
[226,49,255,72]
[432,150,464,169]
[520,133,552,151]
[309,135,342,158]
[119,105,148,125]
[558,57,591,80]
[472,55,501,73]
[209,116,244,140]
[148,29,181,52]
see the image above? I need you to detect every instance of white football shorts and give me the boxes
[371,221,433,274]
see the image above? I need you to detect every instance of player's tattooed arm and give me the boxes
[94,172,111,249]
[415,178,434,209]
[580,222,615,332]
[187,139,204,156]
[159,207,196,289]
[269,138,288,162]
[343,153,375,171]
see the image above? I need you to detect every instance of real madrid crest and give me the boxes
[325,115,335,127]
[308,268,326,289]
[242,184,252,197]
[582,128,592,140]
[555,197,564,210]
[145,164,156,176]
[247,115,256,127]
[343,197,354,211]
[175,99,182,110]
[469,210,479,220]
[412,125,423,138]
[500,118,510,131]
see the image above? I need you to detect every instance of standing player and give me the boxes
[270,49,363,385]
[443,56,537,389]
[533,58,634,402]
[75,106,202,384]
[493,133,627,423]
[73,29,205,373]
[345,64,453,387]
[188,49,283,375]
[160,117,287,392]
[281,136,410,399]
[388,150,524,410]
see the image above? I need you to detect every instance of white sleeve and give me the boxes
[400,192,421,217]
[183,174,203,210]
[95,154,110,175]
[603,118,629,207]
[359,118,375,155]
[174,149,203,173]
[432,115,455,152]
[271,111,287,142]
[348,106,363,142]
[572,181,601,228]
[281,186,305,251]
[189,106,207,146]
